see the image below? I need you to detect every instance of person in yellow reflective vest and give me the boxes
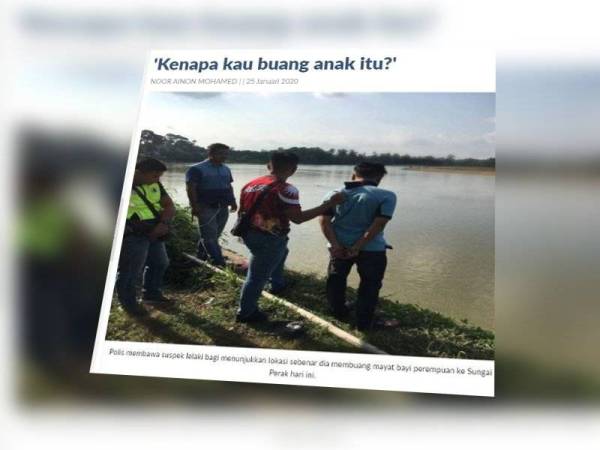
[116,157,176,315]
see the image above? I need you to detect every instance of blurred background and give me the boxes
[3,0,599,447]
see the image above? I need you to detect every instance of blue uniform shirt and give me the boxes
[185,159,235,206]
[323,180,396,252]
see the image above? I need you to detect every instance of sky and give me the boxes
[139,92,495,159]
[498,66,600,157]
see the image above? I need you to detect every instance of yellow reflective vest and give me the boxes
[127,183,163,221]
[19,198,72,259]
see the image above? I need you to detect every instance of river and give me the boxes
[161,163,494,330]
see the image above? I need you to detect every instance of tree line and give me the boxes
[139,129,495,167]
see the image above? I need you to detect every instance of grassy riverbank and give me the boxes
[106,266,494,359]
[106,206,494,360]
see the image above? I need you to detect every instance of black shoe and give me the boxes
[356,319,373,332]
[267,285,286,296]
[267,279,296,296]
[236,310,269,323]
[121,303,147,317]
[331,306,350,320]
[142,293,175,305]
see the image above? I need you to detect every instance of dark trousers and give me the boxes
[116,234,169,307]
[326,251,387,330]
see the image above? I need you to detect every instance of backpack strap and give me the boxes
[132,185,161,219]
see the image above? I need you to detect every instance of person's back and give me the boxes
[239,174,300,237]
[330,182,395,252]
[236,151,345,323]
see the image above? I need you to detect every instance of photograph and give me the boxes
[8,2,600,447]
[104,92,495,360]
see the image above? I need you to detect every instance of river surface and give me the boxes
[162,163,494,329]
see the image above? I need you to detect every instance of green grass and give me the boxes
[106,206,494,360]
[107,267,359,354]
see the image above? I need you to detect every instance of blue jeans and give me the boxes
[238,230,289,318]
[116,234,169,307]
[197,205,229,266]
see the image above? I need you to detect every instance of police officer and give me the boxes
[116,158,175,315]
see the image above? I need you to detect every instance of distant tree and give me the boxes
[138,129,495,167]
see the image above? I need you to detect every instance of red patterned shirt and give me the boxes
[239,175,301,236]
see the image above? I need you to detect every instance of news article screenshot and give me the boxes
[90,49,495,396]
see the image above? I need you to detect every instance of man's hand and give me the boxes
[328,191,346,206]
[346,244,361,258]
[347,217,390,257]
[148,222,170,240]
[230,203,238,213]
[330,244,350,259]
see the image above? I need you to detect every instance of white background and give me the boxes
[3,0,599,448]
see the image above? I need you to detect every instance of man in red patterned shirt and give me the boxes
[236,151,345,322]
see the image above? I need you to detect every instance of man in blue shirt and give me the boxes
[320,162,396,331]
[186,143,237,267]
